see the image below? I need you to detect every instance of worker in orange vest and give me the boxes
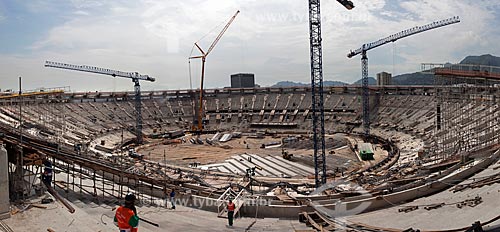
[114,193,140,232]
[227,199,235,227]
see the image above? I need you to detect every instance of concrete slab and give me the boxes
[264,156,313,176]
[3,196,310,232]
[347,161,500,231]
[240,154,293,177]
[230,155,269,176]
[273,156,316,174]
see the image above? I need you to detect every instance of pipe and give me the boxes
[44,182,75,214]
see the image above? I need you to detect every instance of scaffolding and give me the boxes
[0,94,181,207]
[422,63,500,157]
[0,86,69,100]
[1,127,210,208]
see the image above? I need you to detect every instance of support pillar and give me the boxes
[0,144,10,219]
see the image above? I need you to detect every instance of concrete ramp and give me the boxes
[198,154,314,178]
[219,134,232,142]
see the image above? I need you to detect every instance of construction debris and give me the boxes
[31,204,48,209]
[41,198,54,204]
[10,208,19,216]
[44,182,75,213]
[424,203,445,210]
[457,196,483,208]
[398,205,418,213]
[452,173,500,192]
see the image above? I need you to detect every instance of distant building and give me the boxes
[377,72,392,86]
[231,73,255,88]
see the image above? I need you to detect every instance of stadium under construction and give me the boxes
[0,63,499,231]
[0,1,499,231]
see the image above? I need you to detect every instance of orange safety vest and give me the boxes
[227,202,235,212]
[114,206,139,232]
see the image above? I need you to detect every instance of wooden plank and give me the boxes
[31,204,48,209]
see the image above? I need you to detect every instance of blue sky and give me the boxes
[0,0,499,92]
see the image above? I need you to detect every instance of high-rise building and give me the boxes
[377,72,392,86]
[231,73,255,88]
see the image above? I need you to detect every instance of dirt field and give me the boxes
[137,133,369,170]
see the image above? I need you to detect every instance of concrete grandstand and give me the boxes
[0,69,499,231]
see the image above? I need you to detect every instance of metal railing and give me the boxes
[217,187,247,218]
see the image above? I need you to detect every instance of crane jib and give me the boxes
[43,60,155,144]
[347,16,460,58]
[44,61,155,82]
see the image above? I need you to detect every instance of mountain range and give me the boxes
[271,54,500,87]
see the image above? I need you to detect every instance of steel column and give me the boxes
[361,50,370,136]
[134,79,143,144]
[308,0,327,187]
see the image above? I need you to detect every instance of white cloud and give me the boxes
[321,0,499,79]
[69,0,105,9]
[73,10,89,16]
[0,10,5,22]
[1,0,499,91]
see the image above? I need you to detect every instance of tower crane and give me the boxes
[189,10,240,134]
[308,0,354,188]
[347,16,460,136]
[44,61,155,144]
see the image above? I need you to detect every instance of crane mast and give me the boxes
[45,61,155,144]
[308,0,354,188]
[361,50,369,136]
[347,16,460,136]
[189,10,240,134]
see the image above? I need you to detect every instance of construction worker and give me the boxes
[227,199,235,227]
[114,193,140,232]
[169,189,176,209]
[41,159,53,186]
